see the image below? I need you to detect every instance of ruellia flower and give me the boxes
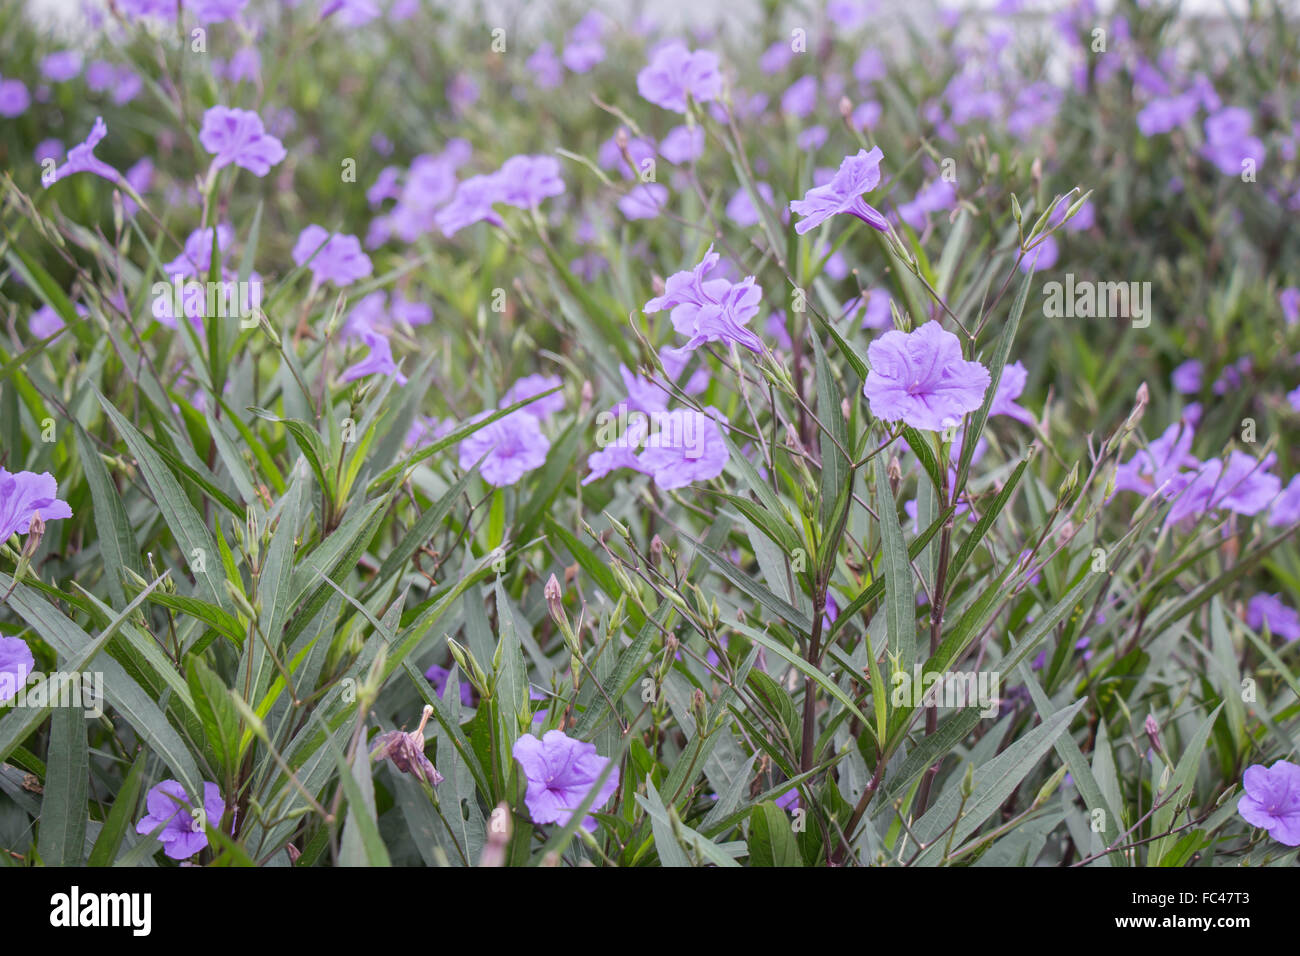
[199,106,286,177]
[341,330,407,385]
[1163,450,1281,525]
[436,174,506,236]
[0,77,31,118]
[164,224,235,279]
[501,374,565,420]
[1246,594,1300,642]
[458,409,552,487]
[0,637,35,703]
[0,469,73,541]
[862,322,991,432]
[292,225,373,286]
[371,705,444,787]
[636,42,723,113]
[643,246,764,353]
[495,154,566,209]
[1112,418,1198,497]
[512,729,620,830]
[988,361,1037,427]
[1236,760,1300,846]
[43,117,121,188]
[790,147,888,234]
[135,780,227,860]
[636,408,730,489]
[617,183,668,220]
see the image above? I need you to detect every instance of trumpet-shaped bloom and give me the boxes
[44,117,121,188]
[637,43,722,113]
[341,330,406,384]
[1246,594,1300,642]
[637,408,730,489]
[458,409,551,487]
[790,147,888,234]
[862,322,991,431]
[0,469,73,540]
[643,246,763,353]
[512,730,620,830]
[199,106,286,177]
[292,225,373,286]
[495,154,565,209]
[0,637,35,703]
[135,780,227,860]
[1237,761,1300,846]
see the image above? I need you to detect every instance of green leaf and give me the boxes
[37,700,90,866]
[749,801,803,867]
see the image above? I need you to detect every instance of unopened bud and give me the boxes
[21,513,45,560]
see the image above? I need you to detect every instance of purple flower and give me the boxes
[1165,451,1281,524]
[790,147,888,234]
[199,106,286,177]
[495,154,565,209]
[1136,93,1198,137]
[322,0,381,27]
[897,179,957,232]
[1113,418,1198,497]
[0,469,73,541]
[1246,594,1300,642]
[44,117,121,188]
[30,305,67,340]
[863,322,991,432]
[855,289,894,330]
[774,787,801,812]
[759,41,794,75]
[827,0,870,30]
[425,665,475,707]
[0,78,31,117]
[292,225,372,286]
[371,714,444,787]
[1270,475,1300,526]
[618,183,669,220]
[854,49,886,86]
[563,38,605,73]
[583,415,650,485]
[191,0,248,23]
[0,637,35,703]
[1202,107,1265,176]
[781,75,818,118]
[637,408,730,489]
[512,730,620,830]
[637,42,723,113]
[643,246,764,353]
[501,374,564,419]
[436,174,506,236]
[599,133,656,180]
[797,125,828,152]
[135,780,227,860]
[164,224,234,279]
[458,409,551,487]
[660,125,705,164]
[341,330,407,385]
[1021,234,1059,272]
[988,360,1036,426]
[40,51,82,83]
[527,43,564,89]
[122,157,154,216]
[725,182,774,228]
[1280,288,1300,326]
[1171,359,1203,394]
[1237,761,1300,846]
